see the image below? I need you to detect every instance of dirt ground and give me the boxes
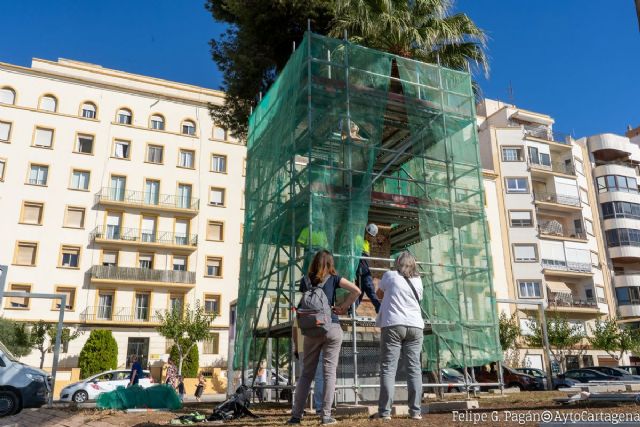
[56,392,640,427]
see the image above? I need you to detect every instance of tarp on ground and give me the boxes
[96,384,182,410]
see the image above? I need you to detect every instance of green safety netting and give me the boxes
[236,31,502,372]
[96,384,182,410]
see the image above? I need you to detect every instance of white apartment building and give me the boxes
[477,99,617,370]
[584,129,640,332]
[0,58,246,371]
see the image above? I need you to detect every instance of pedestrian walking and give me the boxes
[256,362,267,402]
[177,375,186,402]
[195,372,206,402]
[288,250,360,425]
[370,251,424,421]
[128,354,143,387]
[165,358,178,390]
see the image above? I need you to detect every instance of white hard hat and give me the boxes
[365,223,378,237]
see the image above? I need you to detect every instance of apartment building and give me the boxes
[0,58,246,371]
[584,130,640,331]
[477,99,617,370]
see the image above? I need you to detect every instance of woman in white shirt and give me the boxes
[371,251,423,421]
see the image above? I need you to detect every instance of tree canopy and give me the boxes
[526,312,585,373]
[0,318,31,357]
[206,0,486,138]
[589,317,640,362]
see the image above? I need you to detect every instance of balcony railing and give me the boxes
[533,192,581,207]
[90,225,198,247]
[80,306,161,323]
[538,221,586,240]
[95,187,199,211]
[91,265,196,284]
[547,294,598,309]
[522,125,572,145]
[528,160,575,176]
[541,258,592,273]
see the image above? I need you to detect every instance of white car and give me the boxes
[59,369,154,403]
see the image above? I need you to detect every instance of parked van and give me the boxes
[0,341,51,416]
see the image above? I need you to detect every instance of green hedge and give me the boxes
[78,330,118,378]
[170,342,199,377]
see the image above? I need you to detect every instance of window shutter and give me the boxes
[23,204,42,223]
[17,244,35,265]
[0,122,10,140]
[35,129,53,147]
[66,208,84,228]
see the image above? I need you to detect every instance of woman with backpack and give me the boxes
[288,250,360,425]
[370,251,424,421]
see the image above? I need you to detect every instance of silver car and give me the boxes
[59,369,154,403]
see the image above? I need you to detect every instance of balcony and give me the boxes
[522,125,572,146]
[546,295,598,311]
[528,160,576,177]
[95,187,199,215]
[542,258,592,276]
[533,192,581,210]
[91,265,196,288]
[90,226,198,252]
[538,220,587,241]
[79,306,161,324]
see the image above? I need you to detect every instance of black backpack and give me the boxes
[208,385,258,421]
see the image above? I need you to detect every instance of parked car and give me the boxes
[515,367,580,390]
[619,365,640,376]
[585,366,640,381]
[439,368,479,392]
[561,369,618,383]
[59,369,154,403]
[0,341,51,417]
[476,365,543,391]
[244,369,291,400]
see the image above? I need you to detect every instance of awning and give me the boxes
[546,280,572,294]
[512,110,554,126]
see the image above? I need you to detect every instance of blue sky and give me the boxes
[1,1,638,137]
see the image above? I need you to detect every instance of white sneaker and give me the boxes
[410,414,422,420]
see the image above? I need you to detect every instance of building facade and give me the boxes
[477,99,618,370]
[0,58,245,371]
[584,130,640,330]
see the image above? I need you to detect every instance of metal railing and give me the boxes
[538,222,586,240]
[533,191,581,207]
[90,225,198,247]
[91,265,196,284]
[528,160,575,176]
[541,259,592,273]
[522,125,572,145]
[80,306,161,323]
[95,187,199,211]
[547,295,598,309]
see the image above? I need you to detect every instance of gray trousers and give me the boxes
[378,325,423,417]
[292,323,343,418]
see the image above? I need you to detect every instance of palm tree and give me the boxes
[329,0,487,74]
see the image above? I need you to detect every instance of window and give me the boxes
[0,87,16,105]
[70,169,90,190]
[28,164,48,185]
[177,184,192,209]
[146,144,164,164]
[150,114,165,130]
[518,281,541,298]
[102,251,118,267]
[596,175,638,194]
[601,201,640,220]
[513,244,537,262]
[0,159,5,181]
[206,221,224,241]
[590,251,599,268]
[505,177,528,193]
[113,139,131,159]
[14,241,37,266]
[509,211,532,227]
[211,154,227,173]
[209,187,225,206]
[117,108,132,125]
[97,290,114,320]
[580,188,589,205]
[81,102,96,119]
[204,294,221,315]
[212,126,226,140]
[206,257,222,277]
[64,206,85,228]
[584,219,594,236]
[33,127,54,148]
[39,95,57,112]
[203,333,220,354]
[182,120,196,135]
[574,160,584,175]
[134,292,150,320]
[141,216,157,242]
[139,253,154,269]
[175,219,189,245]
[178,149,195,168]
[20,202,44,225]
[74,134,94,154]
[173,256,187,271]
[606,228,640,248]
[169,295,184,314]
[144,180,160,205]
[0,121,11,142]
[59,245,81,268]
[501,147,523,162]
[54,287,76,311]
[6,284,30,309]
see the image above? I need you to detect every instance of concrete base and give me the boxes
[579,384,627,393]
[422,393,437,400]
[423,400,479,413]
[488,387,520,394]
[391,405,409,416]
[626,384,640,392]
[335,405,375,416]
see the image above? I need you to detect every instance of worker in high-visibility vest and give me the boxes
[355,223,381,314]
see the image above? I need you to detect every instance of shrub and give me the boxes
[78,330,118,378]
[170,341,199,377]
